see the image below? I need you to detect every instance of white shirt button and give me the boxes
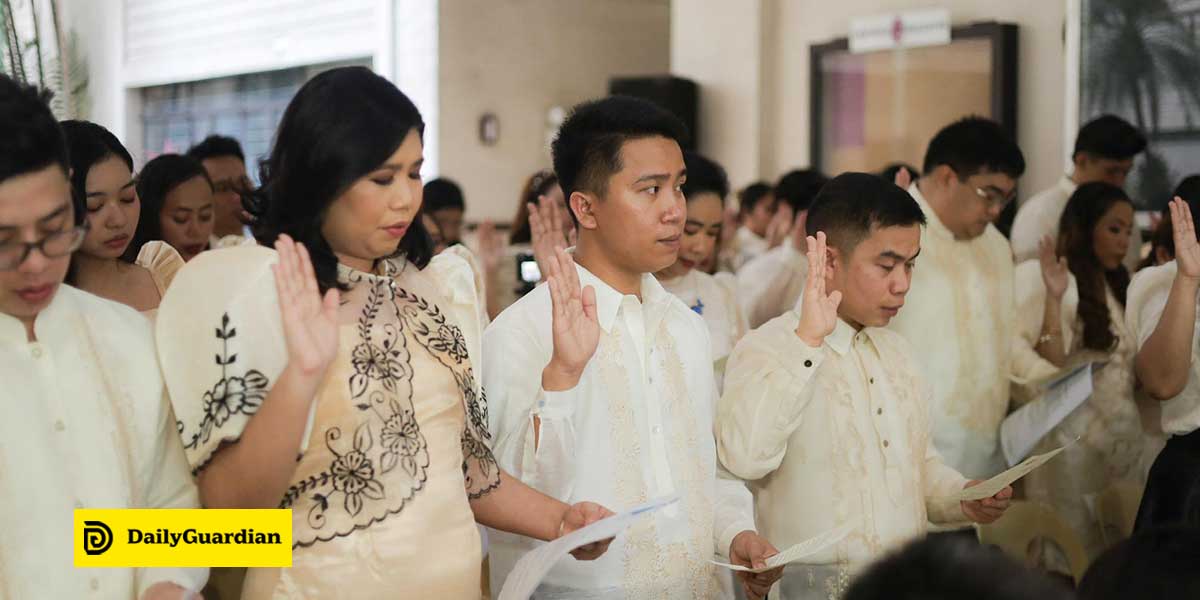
[652,425,662,435]
[31,346,42,359]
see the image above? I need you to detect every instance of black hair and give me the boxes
[186,134,246,163]
[551,95,689,224]
[510,169,559,245]
[879,163,919,184]
[845,536,1074,600]
[60,120,137,281]
[805,172,926,253]
[423,178,465,213]
[0,75,72,218]
[775,169,829,214]
[248,66,433,292]
[681,151,729,205]
[1057,181,1133,351]
[1077,526,1200,600]
[125,153,212,261]
[922,116,1026,180]
[1074,115,1147,161]
[738,182,775,217]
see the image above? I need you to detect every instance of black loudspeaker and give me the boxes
[608,76,698,150]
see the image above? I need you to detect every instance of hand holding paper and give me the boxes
[729,530,784,599]
[954,440,1076,504]
[712,520,859,574]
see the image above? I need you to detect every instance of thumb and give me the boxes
[322,288,340,317]
[827,289,843,309]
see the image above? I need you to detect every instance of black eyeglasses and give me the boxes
[0,225,89,271]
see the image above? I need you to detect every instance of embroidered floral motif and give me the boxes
[178,313,270,461]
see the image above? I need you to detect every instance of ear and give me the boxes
[570,191,599,231]
[1073,151,1089,170]
[825,243,841,277]
[933,164,956,189]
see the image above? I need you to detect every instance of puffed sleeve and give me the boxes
[155,246,295,474]
[135,241,186,297]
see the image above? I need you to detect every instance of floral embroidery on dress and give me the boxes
[177,313,270,470]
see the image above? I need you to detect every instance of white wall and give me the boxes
[437,0,671,224]
[670,0,766,189]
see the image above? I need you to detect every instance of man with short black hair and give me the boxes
[0,74,206,599]
[887,116,1058,479]
[717,172,1011,600]
[187,134,251,242]
[727,182,775,270]
[1012,114,1148,268]
[484,95,780,599]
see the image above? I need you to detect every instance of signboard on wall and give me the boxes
[849,9,951,53]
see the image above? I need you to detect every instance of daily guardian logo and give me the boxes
[74,509,292,567]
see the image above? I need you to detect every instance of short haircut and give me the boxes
[126,153,212,261]
[681,151,729,205]
[1074,115,1147,161]
[845,536,1074,600]
[423,177,465,212]
[922,116,1026,179]
[551,95,689,206]
[0,75,70,208]
[775,169,829,214]
[186,134,246,163]
[738,182,774,216]
[1077,526,1200,600]
[805,172,926,254]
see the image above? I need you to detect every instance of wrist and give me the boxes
[280,362,326,397]
[542,358,584,391]
[794,328,824,348]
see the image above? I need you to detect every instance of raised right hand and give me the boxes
[1170,196,1200,281]
[273,235,340,379]
[543,247,599,389]
[529,194,568,283]
[1038,234,1069,300]
[795,231,842,347]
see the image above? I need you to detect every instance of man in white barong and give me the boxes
[0,75,206,599]
[484,96,782,599]
[717,173,1012,600]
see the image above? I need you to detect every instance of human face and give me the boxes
[0,165,76,327]
[160,176,215,261]
[574,136,686,276]
[430,207,464,245]
[79,156,138,259]
[200,155,251,236]
[321,128,424,272]
[941,168,1016,240]
[1092,201,1134,270]
[745,192,776,237]
[1075,153,1135,188]
[829,224,921,329]
[657,192,721,279]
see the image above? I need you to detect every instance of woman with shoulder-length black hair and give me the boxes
[127,152,215,263]
[1012,181,1148,558]
[155,66,612,599]
[61,120,184,315]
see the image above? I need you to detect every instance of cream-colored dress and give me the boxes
[157,245,498,599]
[659,269,748,391]
[1013,260,1144,558]
[135,240,185,320]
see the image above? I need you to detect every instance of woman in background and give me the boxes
[488,169,568,319]
[127,153,215,263]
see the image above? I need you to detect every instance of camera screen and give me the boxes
[520,260,541,283]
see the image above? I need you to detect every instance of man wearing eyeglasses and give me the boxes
[0,75,206,599]
[886,117,1059,481]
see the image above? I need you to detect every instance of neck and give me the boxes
[21,315,36,342]
[73,252,125,286]
[336,252,375,275]
[917,178,967,240]
[213,219,243,238]
[575,236,643,298]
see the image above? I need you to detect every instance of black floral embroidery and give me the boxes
[179,314,270,460]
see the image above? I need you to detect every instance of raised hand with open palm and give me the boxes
[795,231,842,347]
[542,247,600,390]
[1170,196,1200,280]
[272,234,341,379]
[1038,234,1069,300]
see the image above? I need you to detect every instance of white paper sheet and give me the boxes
[954,439,1077,502]
[1000,362,1094,467]
[710,520,859,573]
[497,495,679,600]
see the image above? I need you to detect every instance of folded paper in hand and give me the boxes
[954,439,1077,502]
[999,362,1094,467]
[497,495,679,600]
[710,520,859,574]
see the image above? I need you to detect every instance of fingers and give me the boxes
[581,285,598,321]
[556,247,581,296]
[322,288,341,319]
[894,167,912,189]
[296,241,318,300]
[528,202,545,243]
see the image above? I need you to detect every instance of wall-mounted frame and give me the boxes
[809,21,1018,176]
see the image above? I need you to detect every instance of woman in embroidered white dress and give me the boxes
[1013,181,1145,559]
[155,67,612,599]
[60,120,183,315]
